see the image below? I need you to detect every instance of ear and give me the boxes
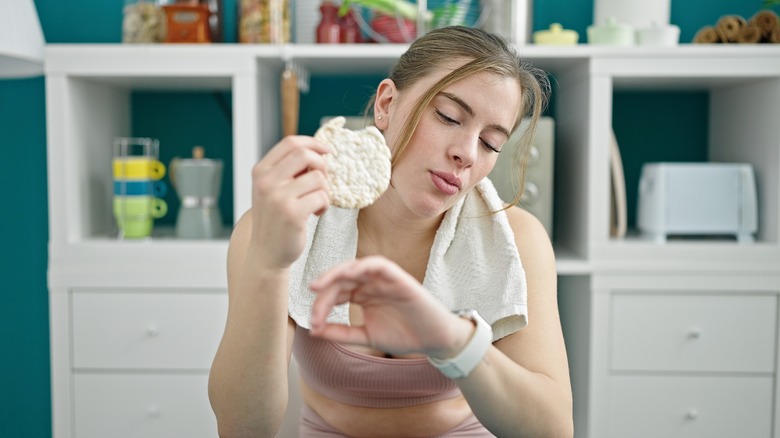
[373,78,397,130]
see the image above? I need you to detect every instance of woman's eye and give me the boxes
[435,109,460,125]
[435,108,500,153]
[481,139,500,153]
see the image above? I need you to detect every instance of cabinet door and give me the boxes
[72,290,228,370]
[74,374,217,438]
[611,293,777,372]
[607,375,773,438]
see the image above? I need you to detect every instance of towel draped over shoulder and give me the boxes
[287,178,528,342]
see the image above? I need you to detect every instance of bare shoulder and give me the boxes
[502,206,555,272]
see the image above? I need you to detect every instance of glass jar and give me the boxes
[122,0,166,43]
[316,0,340,43]
[339,7,363,43]
[239,0,291,43]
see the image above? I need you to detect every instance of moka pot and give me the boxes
[170,148,223,239]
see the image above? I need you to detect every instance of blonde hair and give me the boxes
[368,26,550,207]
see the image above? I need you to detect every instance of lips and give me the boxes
[430,171,462,195]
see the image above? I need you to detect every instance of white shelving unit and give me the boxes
[45,44,780,438]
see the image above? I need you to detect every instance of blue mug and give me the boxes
[114,180,167,197]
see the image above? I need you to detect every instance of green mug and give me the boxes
[117,218,155,239]
[113,196,168,238]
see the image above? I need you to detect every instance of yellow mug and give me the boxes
[113,157,167,180]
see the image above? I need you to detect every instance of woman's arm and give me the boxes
[308,206,572,437]
[208,136,330,437]
[208,213,296,438]
[455,207,573,437]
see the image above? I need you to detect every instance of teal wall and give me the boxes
[1,0,777,436]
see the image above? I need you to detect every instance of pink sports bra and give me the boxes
[293,325,462,408]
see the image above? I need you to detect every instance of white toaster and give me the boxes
[637,163,758,243]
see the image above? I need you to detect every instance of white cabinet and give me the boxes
[607,375,774,438]
[53,289,228,438]
[45,44,780,438]
[74,374,216,438]
[561,275,780,438]
[610,293,776,373]
[71,291,228,370]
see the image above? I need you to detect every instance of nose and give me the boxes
[449,134,478,168]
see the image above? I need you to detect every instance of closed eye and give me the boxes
[436,108,500,153]
[435,109,460,126]
[481,139,500,153]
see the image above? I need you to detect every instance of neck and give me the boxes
[356,193,442,269]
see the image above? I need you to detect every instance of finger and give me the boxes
[268,147,329,183]
[261,136,329,168]
[291,189,330,221]
[310,278,357,319]
[309,276,367,331]
[280,169,328,200]
[310,260,361,291]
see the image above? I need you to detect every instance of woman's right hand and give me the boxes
[249,135,330,270]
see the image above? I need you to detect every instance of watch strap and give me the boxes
[427,309,493,379]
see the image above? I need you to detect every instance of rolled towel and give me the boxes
[715,15,746,42]
[750,10,779,38]
[693,26,721,43]
[736,24,762,43]
[771,26,780,43]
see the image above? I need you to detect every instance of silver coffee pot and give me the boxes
[170,146,223,239]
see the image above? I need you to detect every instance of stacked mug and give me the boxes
[112,137,168,239]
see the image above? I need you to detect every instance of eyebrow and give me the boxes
[439,92,511,138]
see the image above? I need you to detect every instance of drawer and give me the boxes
[611,293,776,372]
[74,373,217,438]
[607,375,773,438]
[72,290,228,370]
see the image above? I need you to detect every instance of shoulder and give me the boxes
[503,206,556,275]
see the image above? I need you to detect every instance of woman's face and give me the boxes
[377,62,522,219]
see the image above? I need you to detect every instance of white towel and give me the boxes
[287,178,528,342]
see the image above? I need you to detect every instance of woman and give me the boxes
[209,26,573,437]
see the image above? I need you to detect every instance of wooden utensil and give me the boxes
[281,67,299,136]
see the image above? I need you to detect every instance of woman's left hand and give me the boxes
[309,256,473,358]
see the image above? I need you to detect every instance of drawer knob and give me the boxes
[148,406,161,418]
[146,324,159,337]
[528,146,540,164]
[688,328,702,339]
[685,409,699,420]
[521,182,540,205]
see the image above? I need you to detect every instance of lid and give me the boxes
[533,23,579,45]
[587,17,635,45]
[590,16,634,33]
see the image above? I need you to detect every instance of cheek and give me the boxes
[476,156,499,179]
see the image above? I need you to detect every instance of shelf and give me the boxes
[554,246,591,276]
[584,50,780,268]
[44,44,780,275]
[594,239,780,273]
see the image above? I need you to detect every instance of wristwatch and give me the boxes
[427,309,493,379]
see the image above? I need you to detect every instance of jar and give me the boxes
[316,0,340,43]
[340,8,363,43]
[123,0,165,43]
[162,3,212,43]
[239,0,291,43]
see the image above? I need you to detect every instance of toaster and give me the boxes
[637,163,758,243]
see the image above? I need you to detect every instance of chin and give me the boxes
[408,192,463,219]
